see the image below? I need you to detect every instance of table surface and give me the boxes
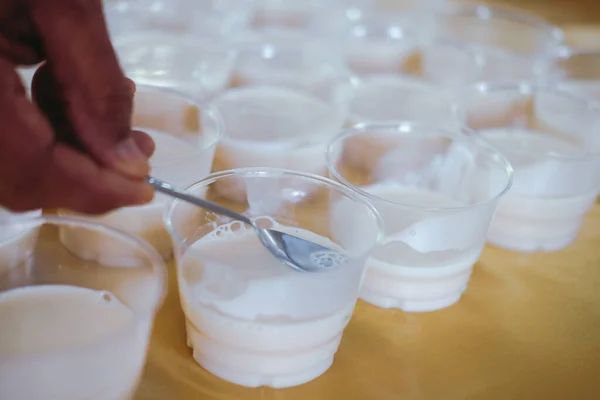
[134,9,600,400]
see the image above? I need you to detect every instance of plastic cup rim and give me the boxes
[460,80,600,159]
[0,214,168,315]
[164,167,386,247]
[325,121,515,212]
[133,83,225,166]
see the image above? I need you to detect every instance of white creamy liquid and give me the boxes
[0,285,150,400]
[212,86,345,202]
[179,218,358,388]
[59,128,215,263]
[355,183,484,312]
[480,128,598,252]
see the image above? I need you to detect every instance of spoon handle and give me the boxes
[147,177,254,226]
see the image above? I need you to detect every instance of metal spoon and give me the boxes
[148,177,348,272]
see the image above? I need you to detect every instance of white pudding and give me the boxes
[350,183,485,312]
[0,285,151,400]
[178,218,359,388]
[480,128,598,252]
[59,128,216,263]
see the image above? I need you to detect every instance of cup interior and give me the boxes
[166,169,382,320]
[327,123,513,208]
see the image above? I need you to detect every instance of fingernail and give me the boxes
[112,137,150,178]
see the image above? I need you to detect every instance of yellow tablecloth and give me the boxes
[136,205,600,400]
[134,24,600,400]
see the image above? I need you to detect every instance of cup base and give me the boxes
[360,288,465,313]
[184,316,343,388]
[360,257,476,312]
[193,350,334,389]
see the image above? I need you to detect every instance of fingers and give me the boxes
[28,0,151,178]
[0,58,153,214]
[0,2,44,65]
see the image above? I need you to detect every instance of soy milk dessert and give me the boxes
[460,84,600,252]
[327,123,512,312]
[356,184,484,312]
[58,86,221,262]
[179,219,355,388]
[0,217,166,400]
[167,170,382,388]
[0,286,148,400]
[479,128,598,252]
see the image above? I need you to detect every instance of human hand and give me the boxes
[0,0,155,214]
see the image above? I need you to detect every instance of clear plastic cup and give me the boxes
[459,83,600,252]
[211,30,354,201]
[550,48,600,104]
[327,122,513,312]
[114,31,237,98]
[424,4,564,82]
[339,10,480,129]
[342,11,479,85]
[59,85,223,260]
[0,208,42,277]
[166,168,383,388]
[0,215,166,400]
[104,0,254,40]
